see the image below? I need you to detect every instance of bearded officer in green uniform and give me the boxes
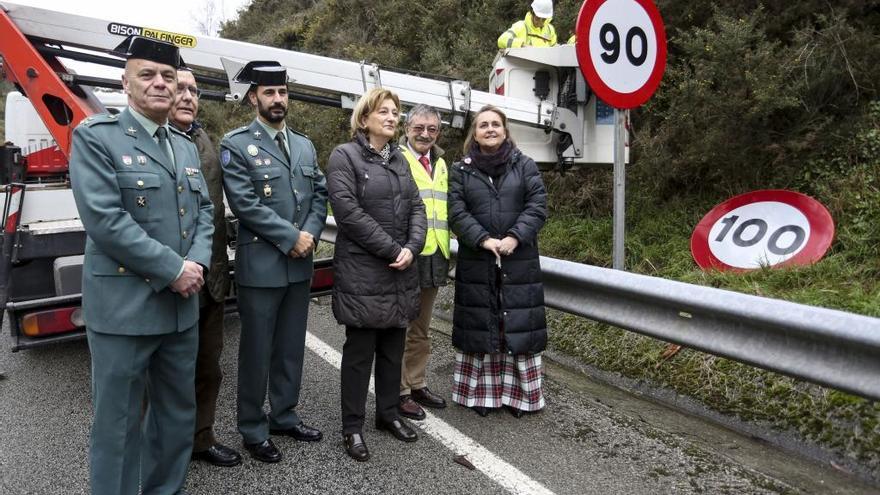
[69,36,213,494]
[221,62,328,463]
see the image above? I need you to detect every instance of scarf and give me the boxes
[468,140,513,179]
[356,130,392,161]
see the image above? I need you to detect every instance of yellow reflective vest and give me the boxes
[401,146,450,259]
[497,12,558,49]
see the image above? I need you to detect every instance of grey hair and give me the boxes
[406,104,442,127]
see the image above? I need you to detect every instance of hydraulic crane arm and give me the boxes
[0,4,106,158]
[1,1,556,131]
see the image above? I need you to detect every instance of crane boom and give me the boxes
[2,1,617,166]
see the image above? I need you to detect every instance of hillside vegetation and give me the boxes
[204,0,880,478]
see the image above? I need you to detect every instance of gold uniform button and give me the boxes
[136,180,144,187]
[178,185,184,193]
[182,230,188,239]
[264,174,269,179]
[117,266,126,273]
[179,208,185,216]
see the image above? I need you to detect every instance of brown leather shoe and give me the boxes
[411,387,447,409]
[398,395,426,420]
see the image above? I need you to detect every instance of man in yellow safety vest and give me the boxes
[497,0,558,49]
[397,104,450,420]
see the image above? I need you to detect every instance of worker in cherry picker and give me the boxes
[497,0,558,49]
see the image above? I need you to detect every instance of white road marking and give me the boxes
[305,331,556,495]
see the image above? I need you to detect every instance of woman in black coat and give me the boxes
[326,88,427,461]
[448,105,548,418]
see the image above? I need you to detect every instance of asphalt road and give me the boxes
[0,298,875,494]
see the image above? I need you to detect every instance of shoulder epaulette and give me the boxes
[222,126,249,139]
[288,128,311,141]
[78,112,118,128]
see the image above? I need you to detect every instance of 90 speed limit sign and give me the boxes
[691,190,835,271]
[575,0,667,109]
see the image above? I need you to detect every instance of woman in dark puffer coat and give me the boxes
[448,105,548,418]
[327,88,426,462]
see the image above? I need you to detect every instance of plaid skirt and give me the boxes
[452,351,545,412]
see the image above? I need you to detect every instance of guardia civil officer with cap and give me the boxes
[221,61,328,463]
[69,36,213,494]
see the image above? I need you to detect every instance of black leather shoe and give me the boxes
[191,443,242,467]
[243,439,282,463]
[376,418,418,442]
[270,422,323,442]
[398,395,426,420]
[472,406,489,417]
[504,405,525,418]
[344,432,370,462]
[411,387,447,409]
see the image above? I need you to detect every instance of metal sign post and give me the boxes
[612,109,626,269]
[575,0,667,270]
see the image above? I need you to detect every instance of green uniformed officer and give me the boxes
[220,61,328,463]
[69,37,214,494]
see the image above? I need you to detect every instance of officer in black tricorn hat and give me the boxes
[69,34,213,495]
[220,61,328,463]
[234,60,288,87]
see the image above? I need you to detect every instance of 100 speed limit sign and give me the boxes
[691,190,835,271]
[575,0,667,109]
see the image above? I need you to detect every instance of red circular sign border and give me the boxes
[575,0,667,109]
[690,189,835,271]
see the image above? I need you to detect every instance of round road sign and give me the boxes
[691,190,835,271]
[575,0,667,109]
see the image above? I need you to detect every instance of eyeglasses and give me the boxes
[175,85,202,98]
[410,125,439,135]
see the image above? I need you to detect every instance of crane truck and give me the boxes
[0,1,620,350]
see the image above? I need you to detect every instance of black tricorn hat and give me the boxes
[234,61,289,86]
[112,36,183,68]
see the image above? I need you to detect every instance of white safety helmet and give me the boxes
[531,0,553,19]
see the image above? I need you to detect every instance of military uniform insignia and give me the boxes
[255,159,263,166]
[221,149,231,166]
[136,196,147,207]
[137,155,147,165]
[254,131,262,138]
[263,183,273,198]
[247,144,259,156]
[126,127,137,135]
[122,155,133,166]
[184,167,199,176]
[264,158,272,166]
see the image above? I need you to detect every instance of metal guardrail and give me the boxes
[321,217,880,401]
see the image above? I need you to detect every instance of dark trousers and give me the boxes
[236,282,310,444]
[340,326,406,434]
[193,297,225,452]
